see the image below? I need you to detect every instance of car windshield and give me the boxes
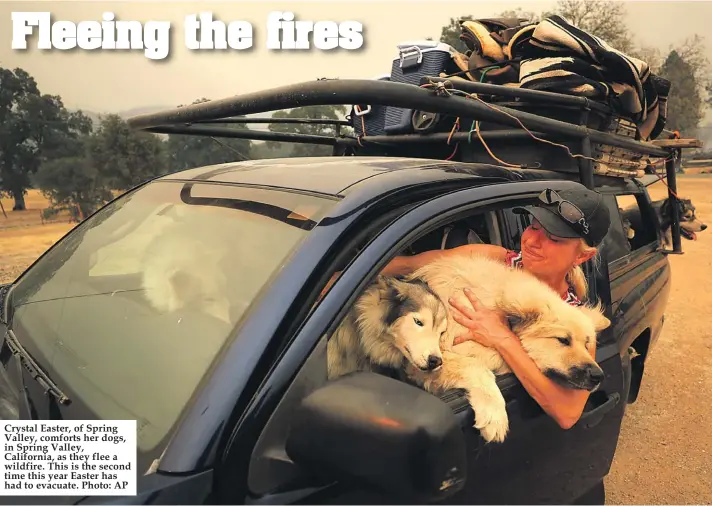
[9,180,336,455]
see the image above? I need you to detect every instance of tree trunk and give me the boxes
[12,190,26,211]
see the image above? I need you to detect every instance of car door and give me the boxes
[240,179,627,506]
[597,186,671,404]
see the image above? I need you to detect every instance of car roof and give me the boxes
[158,156,635,196]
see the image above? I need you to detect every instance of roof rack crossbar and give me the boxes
[127,79,668,158]
[358,129,553,144]
[420,76,611,113]
[145,124,356,146]
[195,117,351,126]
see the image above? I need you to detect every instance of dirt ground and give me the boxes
[0,191,75,283]
[606,175,712,505]
[1,179,711,504]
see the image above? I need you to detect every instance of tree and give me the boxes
[33,137,113,220]
[165,98,253,171]
[439,15,474,53]
[629,46,663,74]
[669,34,712,108]
[552,0,634,53]
[266,105,349,157]
[659,50,703,135]
[88,114,167,191]
[0,67,87,210]
[498,8,540,23]
[436,0,632,55]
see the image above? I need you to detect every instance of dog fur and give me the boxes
[404,254,611,443]
[620,207,636,240]
[622,197,707,248]
[328,253,611,444]
[327,275,448,379]
[327,254,610,444]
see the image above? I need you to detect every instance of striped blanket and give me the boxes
[454,15,670,141]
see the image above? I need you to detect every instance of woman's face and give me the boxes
[520,219,588,275]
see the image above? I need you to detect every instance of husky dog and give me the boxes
[622,197,707,248]
[401,254,611,444]
[657,197,707,245]
[620,207,636,240]
[327,275,448,380]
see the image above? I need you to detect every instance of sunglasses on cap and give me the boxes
[537,189,590,237]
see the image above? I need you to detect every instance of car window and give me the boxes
[247,194,608,499]
[9,180,337,458]
[613,193,658,253]
[600,194,633,263]
[248,208,506,495]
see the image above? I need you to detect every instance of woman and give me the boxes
[379,187,612,430]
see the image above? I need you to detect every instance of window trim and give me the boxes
[608,191,661,277]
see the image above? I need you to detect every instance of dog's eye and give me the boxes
[556,336,572,346]
[413,317,424,327]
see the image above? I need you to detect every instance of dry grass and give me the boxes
[0,178,710,504]
[0,190,76,283]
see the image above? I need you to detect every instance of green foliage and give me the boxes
[659,51,703,135]
[165,98,253,171]
[497,8,540,23]
[0,67,93,210]
[266,105,350,158]
[439,15,473,53]
[34,150,114,221]
[87,114,167,191]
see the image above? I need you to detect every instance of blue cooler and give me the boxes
[349,74,391,138]
[384,41,459,135]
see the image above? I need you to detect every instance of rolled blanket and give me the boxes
[512,15,669,140]
[459,19,528,83]
[453,14,670,140]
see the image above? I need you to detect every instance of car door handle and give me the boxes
[578,392,620,429]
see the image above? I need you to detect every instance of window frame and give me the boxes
[607,190,661,277]
[240,179,595,499]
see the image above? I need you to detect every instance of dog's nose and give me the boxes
[427,355,443,370]
[586,365,605,386]
[702,224,707,231]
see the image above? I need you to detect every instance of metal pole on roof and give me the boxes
[665,150,683,254]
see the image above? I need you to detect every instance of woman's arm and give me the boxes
[320,244,506,299]
[490,333,594,429]
[381,243,507,277]
[449,288,594,430]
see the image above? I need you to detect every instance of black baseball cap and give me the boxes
[513,188,611,247]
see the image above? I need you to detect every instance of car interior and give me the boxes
[245,207,510,498]
[246,195,634,499]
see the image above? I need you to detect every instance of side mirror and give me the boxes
[285,372,467,503]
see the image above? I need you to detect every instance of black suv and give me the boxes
[0,73,692,504]
[0,155,673,505]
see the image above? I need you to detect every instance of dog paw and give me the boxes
[471,399,509,443]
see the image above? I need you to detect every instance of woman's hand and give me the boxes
[449,288,595,431]
[448,288,516,348]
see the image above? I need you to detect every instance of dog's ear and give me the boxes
[375,275,392,291]
[577,303,611,333]
[500,304,541,332]
[375,276,401,300]
[380,276,411,302]
[506,312,540,332]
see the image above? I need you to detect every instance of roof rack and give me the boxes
[127,77,701,254]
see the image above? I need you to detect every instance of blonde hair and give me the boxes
[566,239,600,300]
